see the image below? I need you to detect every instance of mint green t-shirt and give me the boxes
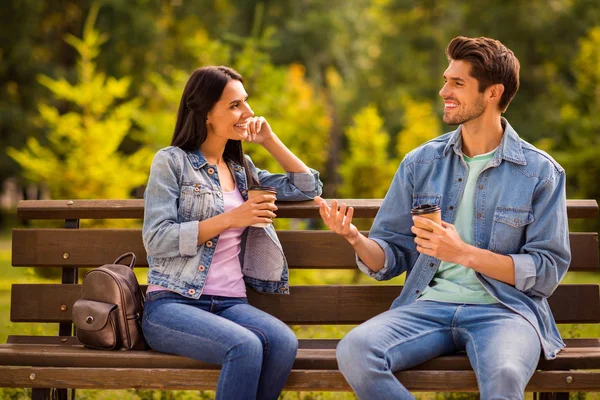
[419,148,499,304]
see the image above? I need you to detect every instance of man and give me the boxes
[315,36,570,399]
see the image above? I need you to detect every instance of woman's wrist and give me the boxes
[260,133,279,151]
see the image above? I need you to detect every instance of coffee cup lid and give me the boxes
[248,185,277,193]
[410,204,441,215]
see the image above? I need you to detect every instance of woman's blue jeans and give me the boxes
[142,291,298,400]
[336,300,541,400]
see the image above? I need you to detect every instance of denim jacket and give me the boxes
[358,119,570,360]
[142,146,323,298]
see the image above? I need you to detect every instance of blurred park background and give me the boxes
[1,0,599,399]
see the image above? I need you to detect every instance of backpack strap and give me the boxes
[114,252,136,270]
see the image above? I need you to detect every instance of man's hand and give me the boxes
[314,196,360,244]
[411,216,469,265]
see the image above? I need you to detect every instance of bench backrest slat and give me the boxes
[12,229,599,271]
[16,199,599,220]
[11,284,600,324]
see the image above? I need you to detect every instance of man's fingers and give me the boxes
[344,206,354,228]
[336,203,347,226]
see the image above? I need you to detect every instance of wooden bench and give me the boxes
[1,199,599,399]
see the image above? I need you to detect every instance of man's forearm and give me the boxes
[349,234,386,273]
[461,245,515,285]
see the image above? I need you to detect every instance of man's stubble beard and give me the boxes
[442,96,486,125]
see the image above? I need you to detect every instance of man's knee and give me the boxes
[482,363,531,399]
[336,325,381,375]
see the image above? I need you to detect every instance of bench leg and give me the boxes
[536,393,570,400]
[31,388,74,400]
[31,388,51,400]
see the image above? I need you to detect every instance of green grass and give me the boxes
[1,237,598,399]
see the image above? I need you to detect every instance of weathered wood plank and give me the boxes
[16,199,598,220]
[11,284,600,324]
[2,338,597,371]
[12,229,599,271]
[0,366,597,392]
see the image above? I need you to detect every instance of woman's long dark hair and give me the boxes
[171,66,259,187]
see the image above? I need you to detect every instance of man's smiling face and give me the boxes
[439,59,488,125]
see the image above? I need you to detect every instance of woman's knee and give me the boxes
[227,332,263,363]
[268,325,298,360]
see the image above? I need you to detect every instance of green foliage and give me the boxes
[396,96,441,160]
[338,105,396,199]
[7,3,152,200]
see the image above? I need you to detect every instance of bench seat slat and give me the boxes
[2,338,598,371]
[0,365,598,392]
[16,199,599,220]
[11,284,600,324]
[12,229,599,271]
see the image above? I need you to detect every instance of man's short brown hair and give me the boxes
[446,36,520,112]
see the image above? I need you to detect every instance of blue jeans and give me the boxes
[336,300,541,399]
[142,291,298,400]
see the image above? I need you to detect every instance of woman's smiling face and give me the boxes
[206,79,255,141]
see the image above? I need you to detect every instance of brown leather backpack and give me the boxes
[72,253,148,350]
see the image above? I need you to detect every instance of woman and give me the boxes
[141,66,323,400]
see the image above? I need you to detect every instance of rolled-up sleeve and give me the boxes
[246,155,323,201]
[356,238,399,281]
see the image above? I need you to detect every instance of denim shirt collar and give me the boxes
[444,117,527,166]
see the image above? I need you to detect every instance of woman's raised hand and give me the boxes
[314,196,359,244]
[244,116,276,145]
[227,194,278,228]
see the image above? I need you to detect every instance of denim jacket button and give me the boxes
[206,241,213,248]
[477,241,482,246]
[198,265,206,272]
[449,206,455,210]
[207,168,215,174]
[477,213,482,218]
[457,178,463,182]
[479,185,484,189]
[429,263,435,267]
[188,289,196,295]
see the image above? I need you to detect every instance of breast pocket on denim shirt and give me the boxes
[179,183,214,221]
[489,206,534,254]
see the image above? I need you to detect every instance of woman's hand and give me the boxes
[244,116,276,145]
[226,194,278,228]
[314,196,360,244]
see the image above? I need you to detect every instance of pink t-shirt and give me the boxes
[146,187,247,298]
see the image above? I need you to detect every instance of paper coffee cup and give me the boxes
[411,204,442,232]
[247,185,277,228]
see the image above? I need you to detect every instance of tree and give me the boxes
[338,105,396,200]
[7,3,152,200]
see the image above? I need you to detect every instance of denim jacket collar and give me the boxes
[444,117,527,166]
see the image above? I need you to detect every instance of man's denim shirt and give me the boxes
[359,119,571,360]
[142,146,323,298]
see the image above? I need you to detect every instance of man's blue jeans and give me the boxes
[336,300,541,399]
[142,291,298,400]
